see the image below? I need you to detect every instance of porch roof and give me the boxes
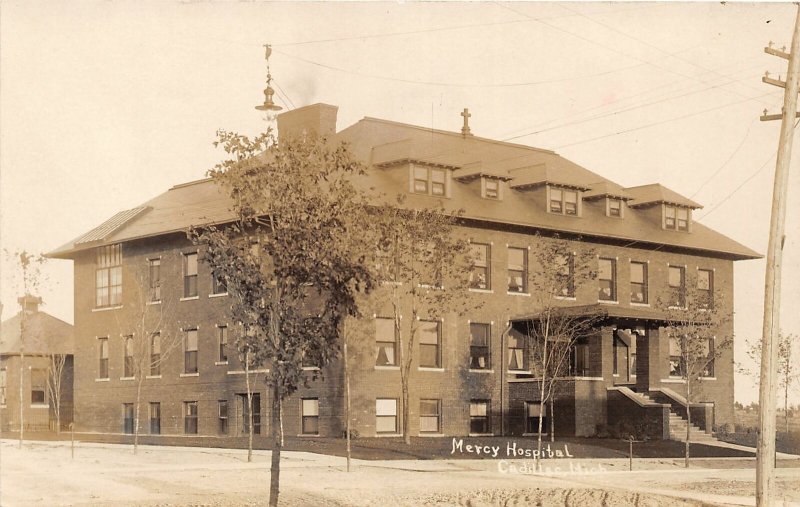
[510,304,669,325]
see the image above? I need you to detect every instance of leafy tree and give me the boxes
[370,196,474,445]
[658,275,732,468]
[741,332,799,433]
[113,266,182,454]
[190,130,376,507]
[513,235,598,467]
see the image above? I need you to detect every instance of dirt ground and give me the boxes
[1,440,798,506]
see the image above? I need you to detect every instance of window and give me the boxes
[555,253,574,297]
[569,339,589,376]
[375,318,397,366]
[301,398,320,435]
[525,402,547,434]
[240,393,261,435]
[218,400,228,434]
[217,326,228,363]
[150,402,161,435]
[469,243,491,290]
[184,401,198,434]
[598,258,616,301]
[96,244,122,308]
[30,368,46,405]
[376,398,398,434]
[668,265,686,308]
[669,336,685,378]
[665,205,690,231]
[704,338,715,377]
[412,165,447,196]
[469,323,491,370]
[150,333,161,376]
[0,368,6,405]
[507,329,526,371]
[183,252,198,298]
[98,337,109,379]
[419,320,441,368]
[419,399,441,433]
[549,187,579,215]
[123,403,134,434]
[507,247,527,293]
[123,335,134,378]
[613,336,629,376]
[630,262,648,304]
[483,178,500,199]
[607,198,622,217]
[184,329,198,374]
[211,270,227,295]
[698,269,714,309]
[469,400,490,434]
[148,258,161,302]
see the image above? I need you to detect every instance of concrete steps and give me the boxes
[638,392,719,443]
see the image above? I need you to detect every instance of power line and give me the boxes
[554,92,775,150]
[690,118,757,200]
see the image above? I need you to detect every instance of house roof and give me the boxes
[583,181,634,201]
[46,107,760,261]
[0,310,74,356]
[626,184,703,209]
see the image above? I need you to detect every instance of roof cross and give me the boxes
[461,108,472,136]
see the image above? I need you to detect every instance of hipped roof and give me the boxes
[47,109,759,261]
[0,311,74,356]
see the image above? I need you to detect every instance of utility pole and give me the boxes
[757,6,800,506]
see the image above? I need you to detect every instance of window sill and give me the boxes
[469,288,493,294]
[418,367,444,372]
[630,302,650,307]
[302,366,321,371]
[668,306,687,311]
[180,296,200,302]
[522,432,549,437]
[508,369,532,375]
[209,292,229,299]
[92,305,122,313]
[30,404,49,409]
[214,361,229,366]
[95,378,110,382]
[146,375,162,380]
[662,378,686,384]
[227,368,269,375]
[297,433,320,438]
[469,433,494,437]
[375,433,402,438]
[700,377,717,380]
[554,296,576,301]
[180,372,200,377]
[381,281,403,286]
[119,376,135,381]
[507,291,530,297]
[374,365,400,371]
[146,300,162,306]
[562,376,604,381]
[419,433,444,437]
[598,299,619,305]
[612,374,620,377]
[469,369,494,374]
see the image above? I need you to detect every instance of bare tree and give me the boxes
[658,274,732,468]
[741,332,799,433]
[515,235,598,468]
[114,266,182,454]
[45,353,67,433]
[371,197,474,445]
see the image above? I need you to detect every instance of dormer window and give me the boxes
[607,198,623,218]
[664,205,690,231]
[412,165,447,197]
[483,178,500,199]
[548,186,579,216]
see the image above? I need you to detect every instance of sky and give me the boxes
[2,1,799,406]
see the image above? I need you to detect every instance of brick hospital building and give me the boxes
[48,103,758,443]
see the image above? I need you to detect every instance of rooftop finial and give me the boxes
[255,44,282,113]
[461,108,472,137]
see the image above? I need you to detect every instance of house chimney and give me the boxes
[276,103,338,140]
[18,294,42,313]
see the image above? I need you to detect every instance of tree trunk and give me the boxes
[134,381,142,455]
[245,360,253,463]
[344,339,352,472]
[19,349,24,448]
[536,381,546,472]
[785,378,790,434]
[402,373,410,445]
[685,382,691,469]
[269,384,282,507]
[549,396,555,442]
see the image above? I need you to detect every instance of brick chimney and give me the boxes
[276,103,338,140]
[18,294,42,313]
